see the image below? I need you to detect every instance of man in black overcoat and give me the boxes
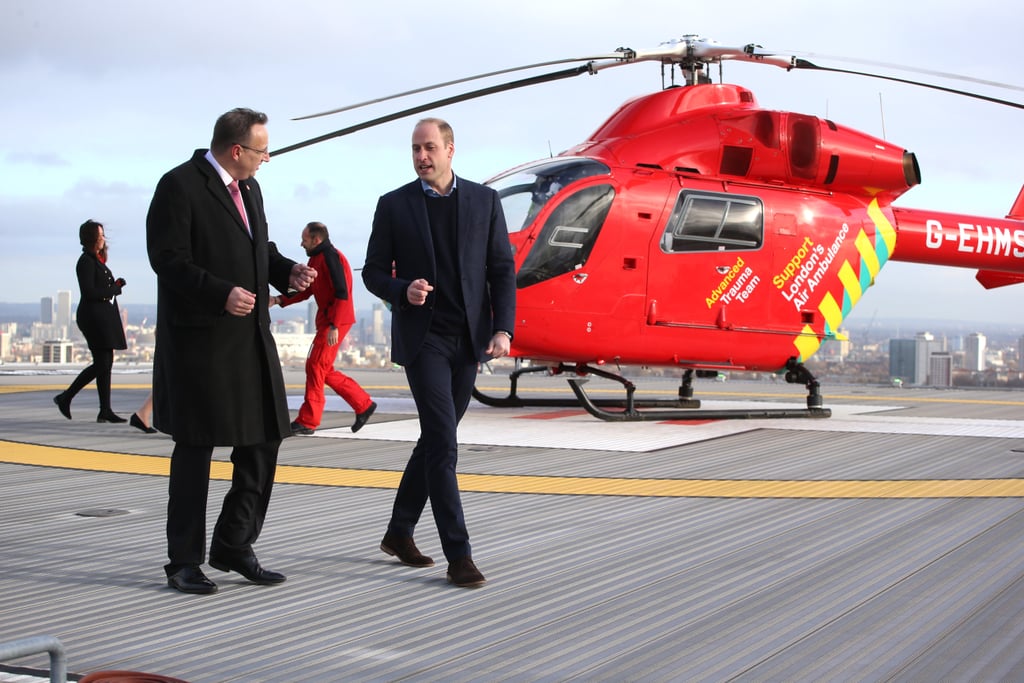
[146,108,316,594]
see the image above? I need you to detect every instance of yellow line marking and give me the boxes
[2,440,1023,499]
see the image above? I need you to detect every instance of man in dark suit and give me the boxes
[363,117,516,588]
[146,108,316,595]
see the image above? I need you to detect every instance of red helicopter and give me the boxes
[273,36,1024,421]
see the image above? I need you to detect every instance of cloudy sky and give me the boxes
[2,0,1021,328]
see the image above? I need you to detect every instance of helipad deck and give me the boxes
[2,370,1023,682]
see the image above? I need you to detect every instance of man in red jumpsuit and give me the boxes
[273,222,376,434]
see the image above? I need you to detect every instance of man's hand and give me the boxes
[486,332,511,359]
[327,326,339,346]
[225,287,256,316]
[289,263,317,291]
[406,278,434,306]
[268,295,279,308]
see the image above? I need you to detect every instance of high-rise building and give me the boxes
[908,332,946,385]
[371,302,387,345]
[56,290,72,333]
[40,296,54,324]
[889,339,916,383]
[929,352,953,387]
[914,332,934,385]
[0,329,11,361]
[965,332,986,373]
[306,299,317,335]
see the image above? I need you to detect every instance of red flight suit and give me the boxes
[279,239,373,428]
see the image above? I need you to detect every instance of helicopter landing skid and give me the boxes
[567,360,831,422]
[474,361,831,422]
[472,363,701,410]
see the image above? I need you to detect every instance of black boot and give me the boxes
[53,392,72,420]
[58,363,98,420]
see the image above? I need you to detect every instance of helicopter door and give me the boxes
[647,188,765,331]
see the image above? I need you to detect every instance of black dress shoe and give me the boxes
[167,566,218,594]
[380,531,434,567]
[130,413,158,434]
[209,552,286,585]
[352,401,377,433]
[290,420,314,436]
[447,556,486,588]
[53,393,71,420]
[97,410,127,423]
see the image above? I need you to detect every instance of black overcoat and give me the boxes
[146,150,295,446]
[74,251,127,351]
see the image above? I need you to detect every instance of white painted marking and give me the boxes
[299,397,1024,452]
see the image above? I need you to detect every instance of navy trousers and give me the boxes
[388,332,478,561]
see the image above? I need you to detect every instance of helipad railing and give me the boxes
[0,635,66,683]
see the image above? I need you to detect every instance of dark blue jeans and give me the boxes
[388,332,478,561]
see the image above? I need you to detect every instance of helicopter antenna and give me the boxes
[878,92,887,140]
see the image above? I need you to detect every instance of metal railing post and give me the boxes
[0,635,67,683]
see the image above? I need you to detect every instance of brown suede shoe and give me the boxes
[380,532,434,567]
[447,556,486,588]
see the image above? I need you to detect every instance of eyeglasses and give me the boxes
[237,143,270,158]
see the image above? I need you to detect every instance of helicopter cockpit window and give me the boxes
[486,157,611,233]
[661,191,763,253]
[516,184,615,288]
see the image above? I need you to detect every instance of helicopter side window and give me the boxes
[516,184,615,288]
[662,192,763,252]
[487,157,611,233]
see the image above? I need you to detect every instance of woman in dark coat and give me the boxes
[54,219,128,422]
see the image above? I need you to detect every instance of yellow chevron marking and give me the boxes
[867,198,897,255]
[855,229,881,279]
[793,324,821,360]
[838,260,862,306]
[819,292,843,334]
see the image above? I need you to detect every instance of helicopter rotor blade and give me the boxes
[781,51,1024,93]
[280,36,799,154]
[292,53,626,121]
[274,35,1023,158]
[289,36,796,122]
[794,59,1024,110]
[272,64,594,157]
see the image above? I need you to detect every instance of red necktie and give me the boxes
[228,180,250,236]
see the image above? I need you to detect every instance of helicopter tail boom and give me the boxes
[890,204,1024,278]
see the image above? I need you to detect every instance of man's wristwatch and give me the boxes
[496,330,513,341]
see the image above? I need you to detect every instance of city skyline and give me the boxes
[8,294,1024,339]
[7,293,1024,391]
